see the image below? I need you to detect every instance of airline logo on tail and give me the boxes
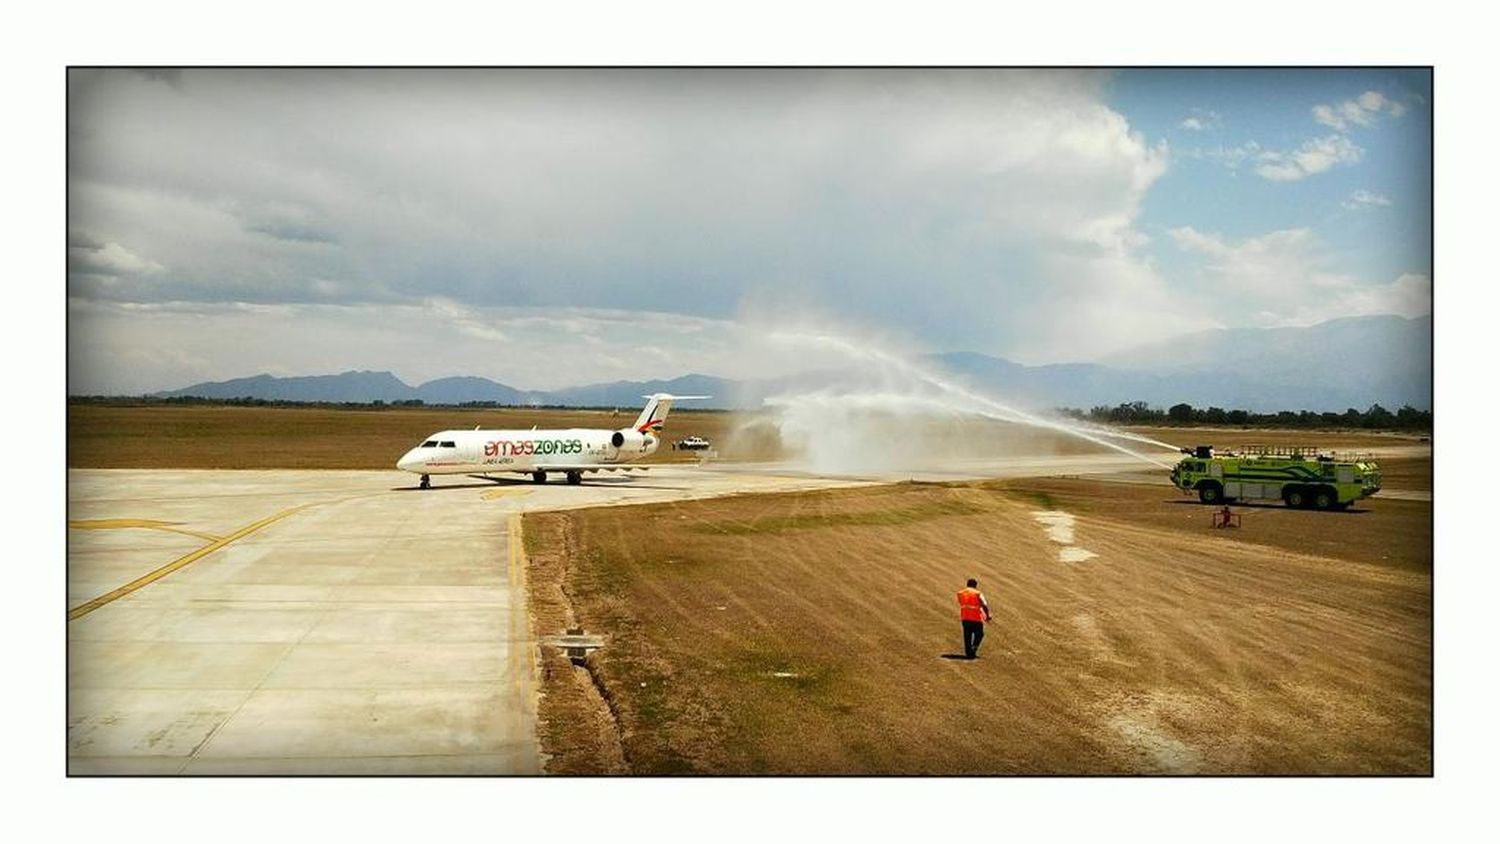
[633,393,710,435]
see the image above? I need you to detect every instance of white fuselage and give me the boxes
[396,427,657,476]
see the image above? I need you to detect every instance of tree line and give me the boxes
[1059,401,1431,431]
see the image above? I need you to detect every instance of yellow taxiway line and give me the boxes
[67,503,318,622]
[483,488,533,501]
[68,518,224,543]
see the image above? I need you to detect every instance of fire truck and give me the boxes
[1169,445,1381,510]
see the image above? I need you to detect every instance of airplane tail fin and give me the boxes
[632,393,709,435]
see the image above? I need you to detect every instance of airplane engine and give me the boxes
[610,429,648,453]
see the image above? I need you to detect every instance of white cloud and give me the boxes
[67,237,163,278]
[68,68,1186,385]
[1342,189,1392,210]
[1188,140,1262,170]
[1337,273,1431,319]
[1254,134,1363,181]
[1312,90,1406,131]
[1168,226,1430,325]
[421,297,509,343]
[1169,226,1340,296]
[1014,248,1211,363]
[1225,89,1407,183]
[1178,109,1220,131]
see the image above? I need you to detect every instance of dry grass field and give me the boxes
[66,403,1431,774]
[1127,425,1428,450]
[1358,456,1432,492]
[66,404,755,469]
[526,480,1431,774]
[67,405,1430,473]
[1003,478,1431,572]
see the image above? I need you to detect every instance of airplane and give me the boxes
[396,393,709,489]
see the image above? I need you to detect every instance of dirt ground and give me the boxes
[528,481,1431,774]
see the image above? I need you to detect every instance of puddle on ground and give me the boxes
[1104,690,1207,773]
[1031,510,1099,563]
[1107,715,1201,773]
[1030,510,1077,543]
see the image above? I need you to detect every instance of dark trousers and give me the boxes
[962,620,985,658]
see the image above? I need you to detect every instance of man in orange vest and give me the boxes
[957,578,993,659]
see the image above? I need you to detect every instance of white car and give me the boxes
[676,436,712,450]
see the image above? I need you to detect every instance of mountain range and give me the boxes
[146,315,1432,413]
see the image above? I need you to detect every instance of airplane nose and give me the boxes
[397,450,422,472]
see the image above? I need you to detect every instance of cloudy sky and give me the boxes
[67,68,1432,394]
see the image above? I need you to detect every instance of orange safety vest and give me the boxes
[957,588,986,622]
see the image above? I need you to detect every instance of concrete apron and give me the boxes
[66,466,870,774]
[67,469,543,774]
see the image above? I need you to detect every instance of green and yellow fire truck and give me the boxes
[1169,445,1382,510]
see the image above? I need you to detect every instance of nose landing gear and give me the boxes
[419,474,430,490]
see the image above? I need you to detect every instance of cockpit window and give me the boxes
[439,441,457,448]
[420,441,438,448]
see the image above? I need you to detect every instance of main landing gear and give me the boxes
[419,474,430,490]
[566,471,583,485]
[532,470,547,484]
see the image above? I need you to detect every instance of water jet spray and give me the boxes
[762,329,1180,471]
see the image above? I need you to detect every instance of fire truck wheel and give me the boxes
[1198,483,1223,504]
[1284,487,1307,508]
[1313,487,1336,510]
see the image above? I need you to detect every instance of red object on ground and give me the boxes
[1213,510,1242,528]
